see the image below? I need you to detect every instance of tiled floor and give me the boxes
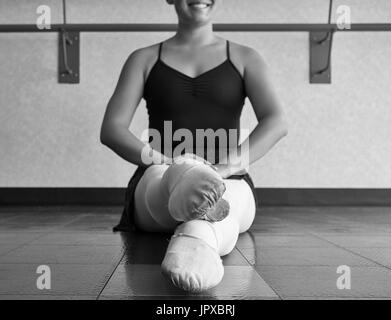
[1,206,391,300]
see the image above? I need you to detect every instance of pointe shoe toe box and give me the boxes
[164,161,229,222]
[161,236,224,293]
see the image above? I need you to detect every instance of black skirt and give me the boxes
[113,166,259,232]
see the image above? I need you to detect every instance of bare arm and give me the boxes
[100,48,169,167]
[216,47,288,177]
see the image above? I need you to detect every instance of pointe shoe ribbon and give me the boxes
[161,154,230,222]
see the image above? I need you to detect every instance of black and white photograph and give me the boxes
[1,0,391,305]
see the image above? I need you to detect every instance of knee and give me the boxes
[144,164,169,179]
[216,216,240,256]
[135,164,167,197]
[222,180,257,233]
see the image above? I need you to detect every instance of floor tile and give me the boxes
[29,232,126,246]
[0,213,85,231]
[347,248,391,267]
[256,266,391,299]
[0,213,25,221]
[239,247,376,266]
[121,238,169,265]
[222,248,250,266]
[0,264,114,296]
[248,225,308,234]
[100,265,278,299]
[305,226,386,233]
[1,205,391,299]
[0,244,124,264]
[317,235,391,248]
[236,233,333,249]
[60,214,121,231]
[0,244,21,256]
[0,232,43,245]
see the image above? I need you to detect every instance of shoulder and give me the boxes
[128,43,160,63]
[227,41,268,76]
[121,43,161,77]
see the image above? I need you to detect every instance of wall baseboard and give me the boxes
[255,189,391,206]
[1,188,391,206]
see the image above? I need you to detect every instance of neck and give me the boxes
[175,21,215,46]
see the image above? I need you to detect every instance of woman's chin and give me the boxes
[182,15,212,26]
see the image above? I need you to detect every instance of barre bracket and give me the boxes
[58,30,79,83]
[310,31,332,84]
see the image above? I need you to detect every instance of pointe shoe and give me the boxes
[161,233,224,293]
[161,154,230,222]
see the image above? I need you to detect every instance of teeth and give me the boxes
[190,3,209,9]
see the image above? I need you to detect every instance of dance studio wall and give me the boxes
[0,0,390,188]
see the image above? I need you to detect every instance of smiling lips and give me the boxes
[188,1,212,9]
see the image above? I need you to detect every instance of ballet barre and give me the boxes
[1,23,390,84]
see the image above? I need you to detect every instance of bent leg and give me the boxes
[133,155,256,292]
[134,154,230,231]
[212,179,256,255]
[221,178,257,233]
[162,178,256,291]
[134,164,178,232]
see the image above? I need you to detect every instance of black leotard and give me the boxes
[114,41,258,232]
[144,40,246,162]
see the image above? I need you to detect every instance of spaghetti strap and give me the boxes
[226,40,230,61]
[158,42,163,60]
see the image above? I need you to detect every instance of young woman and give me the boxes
[100,0,288,292]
